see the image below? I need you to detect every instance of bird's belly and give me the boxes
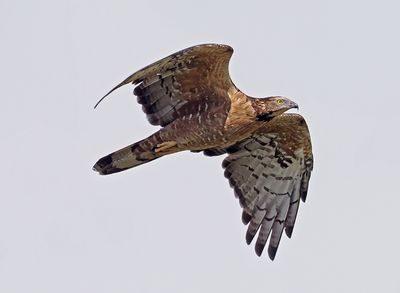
[161,111,261,151]
[222,122,262,144]
[180,121,260,151]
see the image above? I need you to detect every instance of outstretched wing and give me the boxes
[222,113,313,260]
[96,44,237,127]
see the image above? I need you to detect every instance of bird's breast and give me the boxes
[223,89,258,140]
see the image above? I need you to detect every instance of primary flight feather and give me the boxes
[93,44,313,260]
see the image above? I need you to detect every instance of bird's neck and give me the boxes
[255,112,274,122]
[249,98,274,122]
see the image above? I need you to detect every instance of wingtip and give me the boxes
[285,226,294,238]
[300,189,308,202]
[268,246,278,261]
[242,211,252,225]
[246,231,255,245]
[255,242,265,257]
[94,74,138,108]
[94,97,103,109]
[94,86,119,109]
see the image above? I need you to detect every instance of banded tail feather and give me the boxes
[93,132,177,175]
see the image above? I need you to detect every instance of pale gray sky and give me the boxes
[1,0,400,292]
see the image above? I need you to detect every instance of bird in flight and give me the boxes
[93,44,313,260]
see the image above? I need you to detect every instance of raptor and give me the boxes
[93,44,313,260]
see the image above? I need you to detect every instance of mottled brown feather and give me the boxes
[94,44,314,261]
[95,44,237,127]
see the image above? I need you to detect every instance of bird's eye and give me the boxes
[276,99,284,105]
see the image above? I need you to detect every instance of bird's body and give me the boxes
[94,44,313,260]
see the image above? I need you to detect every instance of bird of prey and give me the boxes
[93,44,313,260]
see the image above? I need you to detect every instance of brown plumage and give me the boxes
[93,44,313,260]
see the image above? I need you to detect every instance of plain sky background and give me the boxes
[1,0,400,292]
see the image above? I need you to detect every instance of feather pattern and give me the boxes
[96,44,236,127]
[93,44,314,261]
[222,114,313,259]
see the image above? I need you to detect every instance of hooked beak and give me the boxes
[287,100,299,111]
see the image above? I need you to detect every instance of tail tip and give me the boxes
[92,155,127,175]
[92,163,105,175]
[93,155,114,175]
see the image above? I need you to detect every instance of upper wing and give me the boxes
[96,44,236,127]
[222,113,313,260]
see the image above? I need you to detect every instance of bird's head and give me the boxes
[253,96,298,122]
